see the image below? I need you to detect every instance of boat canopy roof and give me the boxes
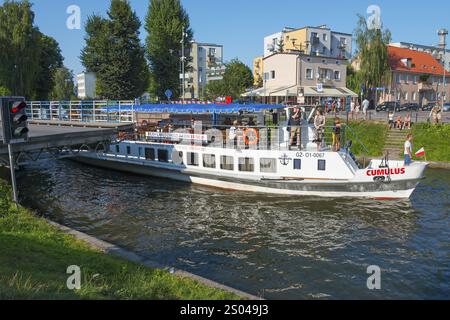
[104,103,285,114]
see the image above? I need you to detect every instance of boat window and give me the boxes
[115,145,120,153]
[145,148,155,160]
[187,152,199,166]
[172,151,183,165]
[294,159,302,170]
[238,158,254,172]
[318,159,326,171]
[220,156,234,171]
[126,146,131,155]
[260,158,277,173]
[158,149,169,162]
[203,154,216,169]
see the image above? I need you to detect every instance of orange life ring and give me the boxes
[243,128,260,145]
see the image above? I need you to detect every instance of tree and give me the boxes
[276,38,285,54]
[354,15,392,99]
[81,0,149,99]
[0,0,42,98]
[51,67,75,101]
[145,0,193,99]
[34,34,64,100]
[346,64,362,97]
[80,15,109,73]
[205,59,253,100]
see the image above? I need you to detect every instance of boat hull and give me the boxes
[74,156,419,199]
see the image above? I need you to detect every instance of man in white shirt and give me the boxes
[362,98,370,120]
[404,133,413,166]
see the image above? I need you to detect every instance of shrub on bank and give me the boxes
[411,124,450,163]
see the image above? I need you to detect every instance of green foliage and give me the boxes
[412,124,450,162]
[0,86,11,96]
[51,67,75,101]
[354,15,392,99]
[346,121,388,156]
[0,180,240,300]
[34,34,64,100]
[81,0,149,100]
[0,1,63,100]
[346,65,362,96]
[205,59,253,100]
[145,0,193,100]
[0,0,41,98]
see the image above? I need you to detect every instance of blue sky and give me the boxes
[3,0,449,75]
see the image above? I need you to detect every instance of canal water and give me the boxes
[15,160,450,300]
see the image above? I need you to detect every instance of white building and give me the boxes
[76,72,97,100]
[390,42,450,72]
[182,42,225,99]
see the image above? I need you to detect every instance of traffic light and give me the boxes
[1,97,29,144]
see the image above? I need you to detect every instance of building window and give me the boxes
[334,71,341,80]
[404,92,408,100]
[294,159,302,170]
[306,68,313,80]
[271,70,276,79]
[413,75,417,84]
[413,92,417,101]
[203,154,216,169]
[396,74,401,84]
[397,92,401,101]
[158,149,169,163]
[340,37,347,45]
[323,34,328,41]
[260,158,277,173]
[405,75,409,83]
[220,156,234,171]
[238,158,254,172]
[322,46,326,54]
[318,160,326,171]
[187,152,199,166]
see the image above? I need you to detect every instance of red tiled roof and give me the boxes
[388,46,447,76]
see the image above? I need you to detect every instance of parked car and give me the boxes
[376,101,400,112]
[401,103,420,111]
[443,103,450,112]
[421,103,435,111]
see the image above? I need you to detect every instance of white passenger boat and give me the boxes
[75,105,427,199]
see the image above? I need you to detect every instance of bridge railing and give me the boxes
[27,100,136,123]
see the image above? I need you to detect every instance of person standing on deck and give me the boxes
[313,109,326,151]
[404,133,413,166]
[289,107,302,149]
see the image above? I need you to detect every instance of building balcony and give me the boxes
[418,82,433,91]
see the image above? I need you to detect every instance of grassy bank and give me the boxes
[345,121,388,157]
[0,182,239,300]
[411,124,450,163]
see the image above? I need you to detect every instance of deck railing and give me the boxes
[26,100,136,123]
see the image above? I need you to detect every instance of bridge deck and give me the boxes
[0,121,132,155]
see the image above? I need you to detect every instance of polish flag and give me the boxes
[415,147,425,157]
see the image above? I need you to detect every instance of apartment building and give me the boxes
[263,25,352,59]
[76,72,97,100]
[390,42,450,72]
[246,52,357,104]
[182,42,225,99]
[382,46,450,106]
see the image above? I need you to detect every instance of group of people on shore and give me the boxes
[388,112,412,130]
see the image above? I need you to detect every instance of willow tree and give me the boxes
[354,15,392,99]
[145,0,193,99]
[0,0,41,97]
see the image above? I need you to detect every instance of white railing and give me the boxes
[26,100,137,123]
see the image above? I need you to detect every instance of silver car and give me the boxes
[443,103,450,112]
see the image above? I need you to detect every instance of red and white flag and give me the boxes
[415,147,426,157]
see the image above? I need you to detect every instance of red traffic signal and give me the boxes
[11,101,27,114]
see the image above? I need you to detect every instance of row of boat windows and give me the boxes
[116,145,327,172]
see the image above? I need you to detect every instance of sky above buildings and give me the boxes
[3,0,449,75]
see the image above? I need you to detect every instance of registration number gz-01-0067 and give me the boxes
[295,152,325,159]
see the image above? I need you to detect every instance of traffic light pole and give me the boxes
[7,143,18,204]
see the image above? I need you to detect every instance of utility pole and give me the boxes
[181,26,186,104]
[438,29,448,107]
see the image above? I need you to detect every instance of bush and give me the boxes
[412,124,450,162]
